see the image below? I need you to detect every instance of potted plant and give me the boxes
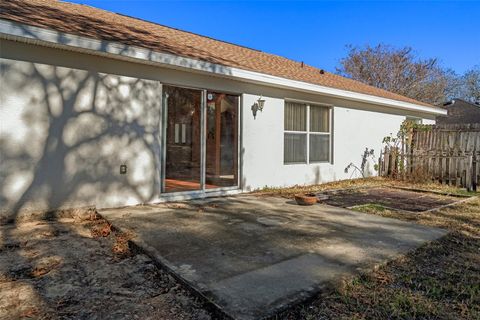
[294,193,318,206]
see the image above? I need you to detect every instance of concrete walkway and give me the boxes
[100,195,446,320]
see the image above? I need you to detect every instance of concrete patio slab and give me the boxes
[99,195,447,320]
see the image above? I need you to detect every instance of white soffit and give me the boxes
[0,19,446,116]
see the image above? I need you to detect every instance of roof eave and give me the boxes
[0,19,447,116]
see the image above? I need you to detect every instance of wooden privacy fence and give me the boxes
[379,123,480,191]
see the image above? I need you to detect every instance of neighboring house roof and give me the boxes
[437,99,480,124]
[0,0,433,108]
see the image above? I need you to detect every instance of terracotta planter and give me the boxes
[294,193,318,206]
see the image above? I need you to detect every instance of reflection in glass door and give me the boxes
[161,86,239,193]
[205,92,238,188]
[163,85,202,192]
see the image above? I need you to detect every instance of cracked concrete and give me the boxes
[99,195,447,320]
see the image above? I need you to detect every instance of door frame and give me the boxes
[159,83,241,196]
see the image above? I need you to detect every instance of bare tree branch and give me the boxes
[337,44,450,105]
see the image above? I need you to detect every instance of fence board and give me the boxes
[380,124,479,191]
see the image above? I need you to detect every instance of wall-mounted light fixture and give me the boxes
[251,96,266,119]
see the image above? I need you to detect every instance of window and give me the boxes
[284,102,307,163]
[406,117,422,125]
[309,105,330,162]
[284,101,331,164]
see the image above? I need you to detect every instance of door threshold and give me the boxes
[153,188,243,203]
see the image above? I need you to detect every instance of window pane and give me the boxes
[205,92,239,188]
[163,85,202,192]
[284,102,307,131]
[284,133,307,163]
[309,134,330,162]
[406,117,422,125]
[310,105,329,132]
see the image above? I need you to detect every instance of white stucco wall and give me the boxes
[0,58,164,213]
[422,119,436,125]
[240,95,408,190]
[1,39,437,213]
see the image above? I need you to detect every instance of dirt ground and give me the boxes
[0,214,214,320]
[1,177,479,320]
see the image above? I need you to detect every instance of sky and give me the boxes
[68,1,479,74]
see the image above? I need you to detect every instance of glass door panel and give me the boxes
[205,92,238,188]
[163,85,202,192]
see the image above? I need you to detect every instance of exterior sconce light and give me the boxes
[251,96,265,119]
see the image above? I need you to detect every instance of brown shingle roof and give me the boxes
[1,0,432,107]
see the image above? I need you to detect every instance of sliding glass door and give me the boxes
[162,85,239,193]
[163,85,202,192]
[205,91,238,188]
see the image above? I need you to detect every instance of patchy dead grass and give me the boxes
[87,216,135,259]
[254,177,386,198]
[255,177,478,199]
[111,229,134,258]
[90,219,112,238]
[30,257,62,278]
[278,179,480,320]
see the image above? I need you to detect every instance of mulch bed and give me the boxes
[321,186,462,212]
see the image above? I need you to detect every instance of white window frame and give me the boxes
[284,100,333,165]
[406,116,422,124]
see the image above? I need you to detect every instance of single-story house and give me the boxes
[0,0,446,214]
[437,99,480,125]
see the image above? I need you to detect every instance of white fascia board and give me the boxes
[0,19,446,116]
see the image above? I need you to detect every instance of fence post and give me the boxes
[378,154,383,177]
[466,155,473,191]
[397,124,479,188]
[473,152,478,192]
[385,150,390,176]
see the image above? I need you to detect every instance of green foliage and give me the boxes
[350,203,388,213]
[344,148,376,177]
[382,119,431,150]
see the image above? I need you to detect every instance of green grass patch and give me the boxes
[350,203,389,213]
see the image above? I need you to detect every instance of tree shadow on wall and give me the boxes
[0,34,172,317]
[1,54,166,219]
[0,16,241,315]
